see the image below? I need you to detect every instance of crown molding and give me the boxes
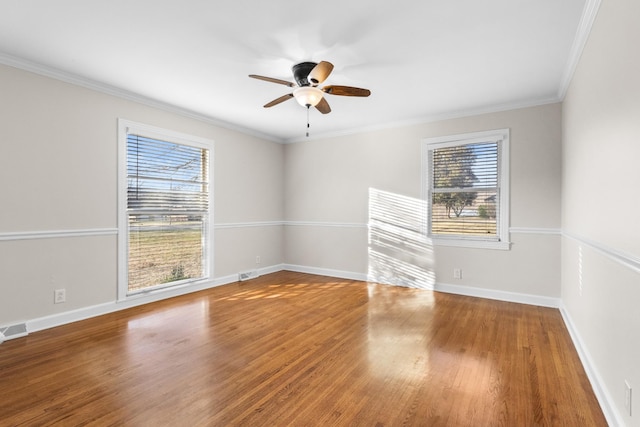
[284,96,560,144]
[0,52,283,144]
[557,0,602,100]
[2,0,601,149]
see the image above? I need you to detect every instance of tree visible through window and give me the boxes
[423,129,509,248]
[432,144,482,219]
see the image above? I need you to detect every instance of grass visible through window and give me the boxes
[128,224,203,291]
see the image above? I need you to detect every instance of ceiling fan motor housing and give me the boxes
[292,62,317,87]
[249,60,369,115]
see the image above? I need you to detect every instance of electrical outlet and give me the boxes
[625,380,632,416]
[453,268,462,279]
[54,289,66,304]
[256,255,261,264]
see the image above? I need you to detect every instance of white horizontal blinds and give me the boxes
[127,134,209,292]
[127,135,209,214]
[430,141,499,238]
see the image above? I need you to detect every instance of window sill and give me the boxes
[117,277,212,303]
[430,237,511,250]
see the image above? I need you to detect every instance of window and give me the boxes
[422,129,509,249]
[118,120,213,299]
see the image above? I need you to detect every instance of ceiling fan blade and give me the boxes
[322,85,371,97]
[264,93,294,108]
[308,61,334,85]
[315,97,331,114]
[249,74,295,87]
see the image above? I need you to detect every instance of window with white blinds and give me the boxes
[118,120,213,297]
[422,129,510,249]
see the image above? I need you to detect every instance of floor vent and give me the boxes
[239,270,259,281]
[0,322,28,343]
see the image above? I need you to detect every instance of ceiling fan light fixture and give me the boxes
[293,86,323,107]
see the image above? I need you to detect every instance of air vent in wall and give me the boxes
[0,322,28,343]
[239,270,259,281]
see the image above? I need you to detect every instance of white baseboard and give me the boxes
[258,263,285,276]
[25,269,278,335]
[282,265,561,308]
[435,281,561,308]
[12,265,557,340]
[23,264,288,335]
[559,304,622,427]
[7,262,614,427]
[27,301,121,334]
[282,264,368,282]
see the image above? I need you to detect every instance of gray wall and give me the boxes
[561,0,640,425]
[0,63,564,325]
[0,64,284,325]
[285,104,562,300]
[4,10,636,420]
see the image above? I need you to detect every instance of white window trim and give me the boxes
[117,119,215,301]
[421,129,510,250]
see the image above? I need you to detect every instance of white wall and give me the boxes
[0,64,284,326]
[0,62,564,329]
[0,15,627,421]
[561,0,640,424]
[284,103,562,301]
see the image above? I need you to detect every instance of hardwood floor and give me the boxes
[0,271,606,426]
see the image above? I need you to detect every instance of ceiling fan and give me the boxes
[249,61,371,115]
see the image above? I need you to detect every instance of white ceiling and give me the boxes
[0,0,590,143]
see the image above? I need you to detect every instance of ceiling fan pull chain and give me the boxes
[306,105,310,137]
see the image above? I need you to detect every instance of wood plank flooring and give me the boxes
[0,271,607,426]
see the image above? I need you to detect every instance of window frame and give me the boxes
[117,119,214,301]
[421,129,510,250]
